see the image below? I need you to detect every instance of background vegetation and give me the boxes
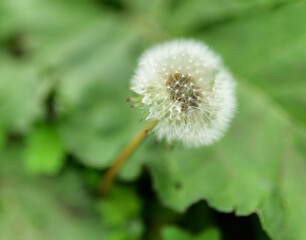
[0,0,305,239]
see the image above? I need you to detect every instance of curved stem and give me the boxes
[99,120,156,195]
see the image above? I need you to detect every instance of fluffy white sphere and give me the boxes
[130,39,236,147]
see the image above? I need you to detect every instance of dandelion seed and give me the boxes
[130,39,236,147]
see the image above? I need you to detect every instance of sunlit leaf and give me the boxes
[24,123,65,175]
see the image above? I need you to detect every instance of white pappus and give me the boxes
[130,39,237,147]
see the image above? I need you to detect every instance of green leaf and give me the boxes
[55,21,146,172]
[25,123,65,175]
[0,0,102,42]
[162,226,191,240]
[165,0,299,34]
[0,60,48,132]
[194,227,221,240]
[0,126,5,154]
[197,0,306,126]
[161,226,221,240]
[96,185,144,239]
[0,145,107,240]
[0,0,111,134]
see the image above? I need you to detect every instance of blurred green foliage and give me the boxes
[0,0,305,239]
[162,226,221,240]
[25,123,65,175]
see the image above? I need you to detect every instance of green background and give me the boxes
[0,0,305,239]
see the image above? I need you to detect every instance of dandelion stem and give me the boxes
[99,120,156,195]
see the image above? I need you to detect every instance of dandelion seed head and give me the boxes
[130,39,237,147]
